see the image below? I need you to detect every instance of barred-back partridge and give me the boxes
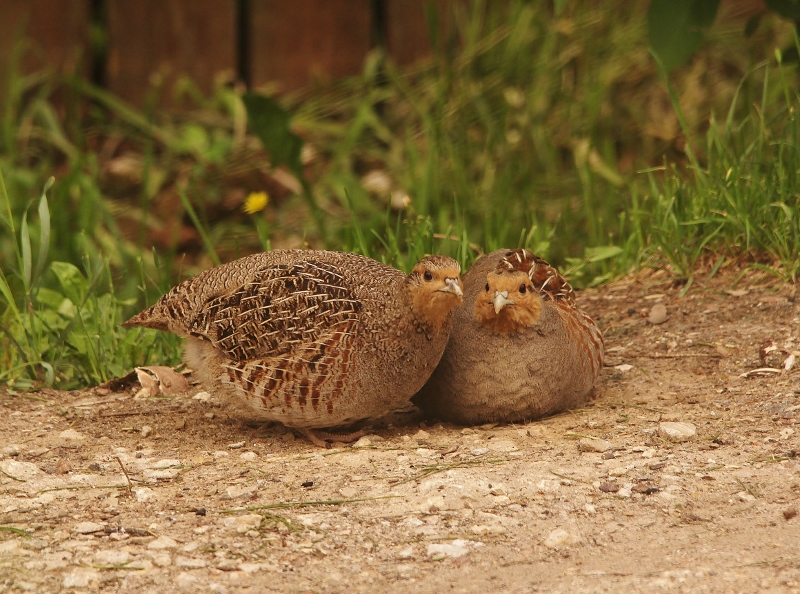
[123,250,463,445]
[414,248,603,424]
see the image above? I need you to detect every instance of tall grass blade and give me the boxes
[34,177,53,284]
[179,188,220,266]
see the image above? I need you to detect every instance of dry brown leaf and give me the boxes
[134,366,189,396]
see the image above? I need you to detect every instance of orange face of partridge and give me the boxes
[474,270,543,334]
[408,257,463,331]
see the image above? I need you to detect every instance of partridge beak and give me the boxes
[493,290,514,314]
[438,277,463,298]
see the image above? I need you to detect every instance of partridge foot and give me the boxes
[295,428,367,448]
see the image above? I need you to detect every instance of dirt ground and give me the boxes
[1,268,799,594]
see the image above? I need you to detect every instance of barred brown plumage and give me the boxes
[123,249,463,446]
[413,248,603,424]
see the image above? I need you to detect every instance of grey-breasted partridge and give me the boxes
[123,250,463,446]
[413,248,603,424]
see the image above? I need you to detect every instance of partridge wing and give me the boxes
[187,259,363,361]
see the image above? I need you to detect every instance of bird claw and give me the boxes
[295,428,367,448]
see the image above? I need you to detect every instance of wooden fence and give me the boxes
[0,0,449,107]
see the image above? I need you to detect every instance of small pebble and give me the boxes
[58,429,86,440]
[658,422,696,443]
[648,303,668,324]
[426,539,477,558]
[543,528,577,548]
[599,481,619,493]
[73,521,104,534]
[147,535,178,550]
[352,436,373,448]
[228,441,246,449]
[578,438,612,453]
[783,508,798,521]
[140,425,153,438]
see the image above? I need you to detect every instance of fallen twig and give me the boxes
[115,457,133,496]
[218,495,403,514]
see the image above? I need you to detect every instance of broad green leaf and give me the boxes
[50,262,87,305]
[242,93,304,180]
[586,246,623,262]
[648,0,720,71]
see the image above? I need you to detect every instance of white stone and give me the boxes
[140,425,153,437]
[175,572,200,587]
[578,438,612,453]
[93,549,130,565]
[149,551,172,566]
[658,422,696,442]
[352,436,373,448]
[225,484,257,499]
[239,451,257,461]
[152,459,181,469]
[176,556,207,568]
[147,535,178,550]
[339,487,358,499]
[397,545,415,559]
[58,429,86,440]
[0,460,42,480]
[427,539,480,558]
[238,562,264,573]
[488,440,519,452]
[134,487,155,503]
[0,540,20,553]
[648,303,668,324]
[62,569,98,588]
[73,521,104,534]
[543,528,578,548]
[192,391,212,401]
[235,514,263,533]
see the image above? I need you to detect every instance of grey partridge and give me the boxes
[413,248,603,424]
[123,250,463,445]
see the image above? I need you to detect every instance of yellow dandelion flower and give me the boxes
[243,191,269,214]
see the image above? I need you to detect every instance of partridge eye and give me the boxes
[519,284,527,293]
[485,283,490,292]
[423,271,433,281]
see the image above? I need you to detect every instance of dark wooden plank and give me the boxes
[0,0,89,100]
[385,0,431,66]
[106,0,237,107]
[385,0,461,66]
[249,0,373,92]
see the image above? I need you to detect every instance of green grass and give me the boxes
[0,0,798,389]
